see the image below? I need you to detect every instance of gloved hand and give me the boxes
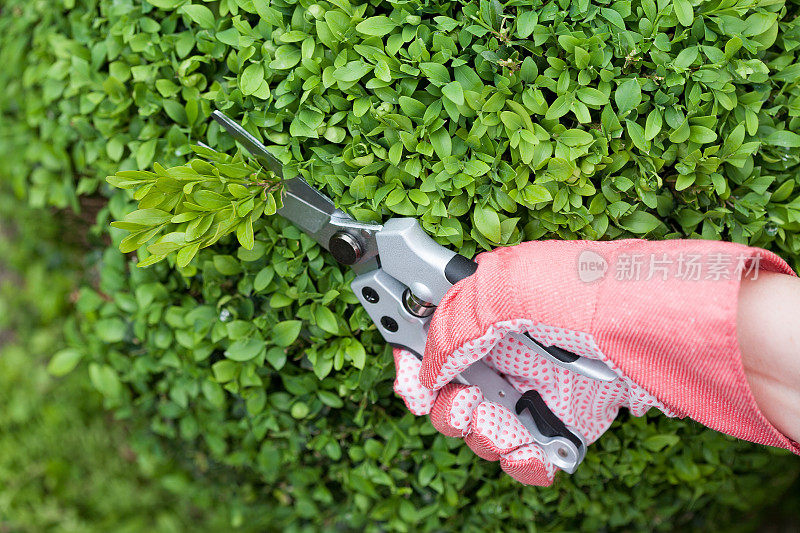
[393,239,800,485]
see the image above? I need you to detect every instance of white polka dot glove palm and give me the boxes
[392,322,664,486]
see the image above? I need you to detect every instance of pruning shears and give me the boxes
[211,110,619,474]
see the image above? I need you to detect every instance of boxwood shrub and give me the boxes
[2,0,800,529]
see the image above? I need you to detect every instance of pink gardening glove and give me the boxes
[393,239,800,486]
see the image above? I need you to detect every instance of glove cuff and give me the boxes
[591,240,800,453]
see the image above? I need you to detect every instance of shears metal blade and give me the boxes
[211,110,381,273]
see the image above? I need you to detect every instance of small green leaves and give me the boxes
[236,219,255,250]
[673,47,698,70]
[546,94,572,120]
[429,128,452,158]
[270,46,301,70]
[146,0,184,8]
[643,434,681,452]
[95,318,126,343]
[576,87,608,106]
[106,145,282,267]
[213,254,242,275]
[119,209,172,226]
[669,119,691,143]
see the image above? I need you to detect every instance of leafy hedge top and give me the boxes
[2,0,800,530]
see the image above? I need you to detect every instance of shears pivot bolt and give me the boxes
[329,231,363,265]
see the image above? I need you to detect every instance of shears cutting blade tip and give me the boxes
[210,110,381,269]
[210,110,285,178]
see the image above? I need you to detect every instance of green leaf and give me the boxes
[669,119,691,143]
[266,347,287,370]
[146,0,185,9]
[194,190,230,209]
[521,184,552,204]
[47,349,83,376]
[442,81,464,106]
[315,306,339,334]
[419,62,450,85]
[254,267,275,291]
[136,139,157,169]
[430,127,452,158]
[180,4,215,29]
[213,255,242,275]
[675,174,696,191]
[176,242,200,268]
[619,210,662,234]
[318,390,344,408]
[688,125,717,144]
[644,109,663,140]
[517,11,537,38]
[418,463,436,486]
[291,402,310,419]
[88,363,122,399]
[211,360,238,382]
[270,45,302,70]
[765,130,800,148]
[202,380,226,408]
[355,16,397,36]
[673,0,693,26]
[123,209,172,225]
[240,63,264,95]
[545,94,572,120]
[347,341,366,369]
[644,434,681,452]
[236,219,255,250]
[398,96,426,118]
[673,47,698,70]
[576,87,608,106]
[626,120,649,151]
[225,338,264,362]
[95,318,127,343]
[615,79,641,114]
[273,320,302,346]
[334,61,372,83]
[574,46,590,69]
[473,205,501,242]
[558,129,594,147]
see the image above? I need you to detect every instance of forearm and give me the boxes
[738,271,800,444]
